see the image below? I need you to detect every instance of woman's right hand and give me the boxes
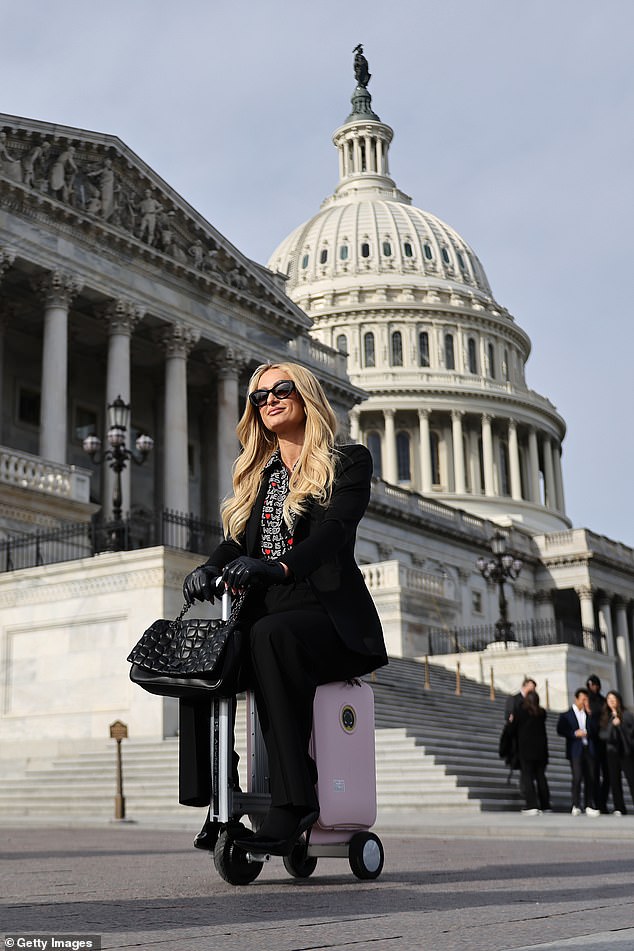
[183,565,221,604]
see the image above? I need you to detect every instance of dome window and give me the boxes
[396,432,411,482]
[430,431,441,486]
[419,331,430,367]
[403,241,414,258]
[457,251,466,270]
[382,241,392,257]
[320,248,328,264]
[441,247,451,265]
[467,338,478,374]
[423,243,433,260]
[363,331,376,367]
[339,244,349,261]
[301,253,309,269]
[367,431,382,478]
[391,331,403,367]
[336,333,348,354]
[488,342,496,379]
[361,242,371,258]
[444,333,455,370]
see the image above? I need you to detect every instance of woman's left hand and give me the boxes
[222,556,286,591]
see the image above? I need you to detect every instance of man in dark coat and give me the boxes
[557,687,600,816]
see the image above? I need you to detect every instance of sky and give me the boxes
[2,0,633,546]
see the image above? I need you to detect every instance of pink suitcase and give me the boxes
[310,679,377,837]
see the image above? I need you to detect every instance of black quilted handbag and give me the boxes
[127,590,247,700]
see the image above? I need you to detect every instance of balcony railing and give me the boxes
[428,618,605,655]
[0,446,92,502]
[0,509,223,573]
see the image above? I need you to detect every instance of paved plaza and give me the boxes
[2,812,634,951]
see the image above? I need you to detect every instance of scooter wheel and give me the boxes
[213,826,264,886]
[283,840,318,878]
[348,831,384,880]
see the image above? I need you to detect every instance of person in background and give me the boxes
[508,690,550,815]
[504,677,537,720]
[557,687,600,817]
[586,674,610,812]
[599,689,634,816]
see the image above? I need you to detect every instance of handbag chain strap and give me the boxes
[171,588,246,630]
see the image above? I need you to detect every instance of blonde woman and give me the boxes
[182,362,387,856]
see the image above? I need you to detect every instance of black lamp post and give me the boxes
[82,395,154,550]
[476,531,523,643]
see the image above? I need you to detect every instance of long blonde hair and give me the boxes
[221,362,338,541]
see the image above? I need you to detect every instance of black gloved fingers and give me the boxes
[183,566,220,604]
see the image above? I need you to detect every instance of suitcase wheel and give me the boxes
[213,826,264,886]
[283,840,318,879]
[348,831,384,880]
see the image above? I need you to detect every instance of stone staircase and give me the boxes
[0,658,595,819]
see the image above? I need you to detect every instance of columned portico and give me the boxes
[214,348,246,505]
[102,299,145,519]
[37,270,82,464]
[161,323,200,514]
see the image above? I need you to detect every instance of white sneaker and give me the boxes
[571,806,582,816]
[521,808,541,816]
[585,807,601,818]
[613,810,623,817]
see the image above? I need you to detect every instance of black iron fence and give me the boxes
[0,509,223,572]
[429,617,605,655]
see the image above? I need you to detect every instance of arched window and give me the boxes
[301,253,309,269]
[339,244,349,261]
[424,243,433,260]
[430,431,441,486]
[499,441,511,496]
[441,247,451,264]
[403,241,414,258]
[336,334,347,354]
[457,251,466,270]
[391,330,403,366]
[367,431,382,478]
[419,331,430,367]
[361,242,371,258]
[488,343,496,379]
[467,337,478,374]
[319,248,328,264]
[444,333,455,370]
[396,432,411,481]
[382,240,392,257]
[363,332,375,367]
[503,348,510,382]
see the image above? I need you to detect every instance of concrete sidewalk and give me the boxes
[2,811,634,951]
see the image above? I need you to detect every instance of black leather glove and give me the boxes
[183,565,222,604]
[221,556,286,591]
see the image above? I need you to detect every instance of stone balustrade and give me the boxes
[534,527,634,570]
[0,446,91,503]
[361,559,454,601]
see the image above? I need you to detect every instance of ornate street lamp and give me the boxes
[82,395,154,550]
[476,531,523,643]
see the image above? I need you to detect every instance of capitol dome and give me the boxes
[267,52,570,535]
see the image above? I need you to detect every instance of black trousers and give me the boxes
[178,605,372,809]
[570,747,597,809]
[519,757,550,810]
[606,749,634,813]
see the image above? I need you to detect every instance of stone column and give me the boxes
[614,598,634,705]
[534,589,556,623]
[576,585,597,651]
[213,347,246,505]
[418,409,432,493]
[451,410,465,494]
[383,409,398,485]
[100,300,145,519]
[553,443,566,515]
[597,596,616,657]
[542,435,556,510]
[376,137,384,175]
[528,427,541,504]
[508,419,522,500]
[481,413,495,496]
[349,407,361,443]
[352,135,361,174]
[0,251,14,446]
[161,323,200,514]
[37,270,83,463]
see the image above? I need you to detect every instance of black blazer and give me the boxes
[557,707,598,760]
[206,443,387,667]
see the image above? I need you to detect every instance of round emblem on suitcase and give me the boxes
[340,704,356,733]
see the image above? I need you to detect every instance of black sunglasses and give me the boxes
[249,379,297,408]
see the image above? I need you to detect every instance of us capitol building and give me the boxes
[0,51,632,761]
